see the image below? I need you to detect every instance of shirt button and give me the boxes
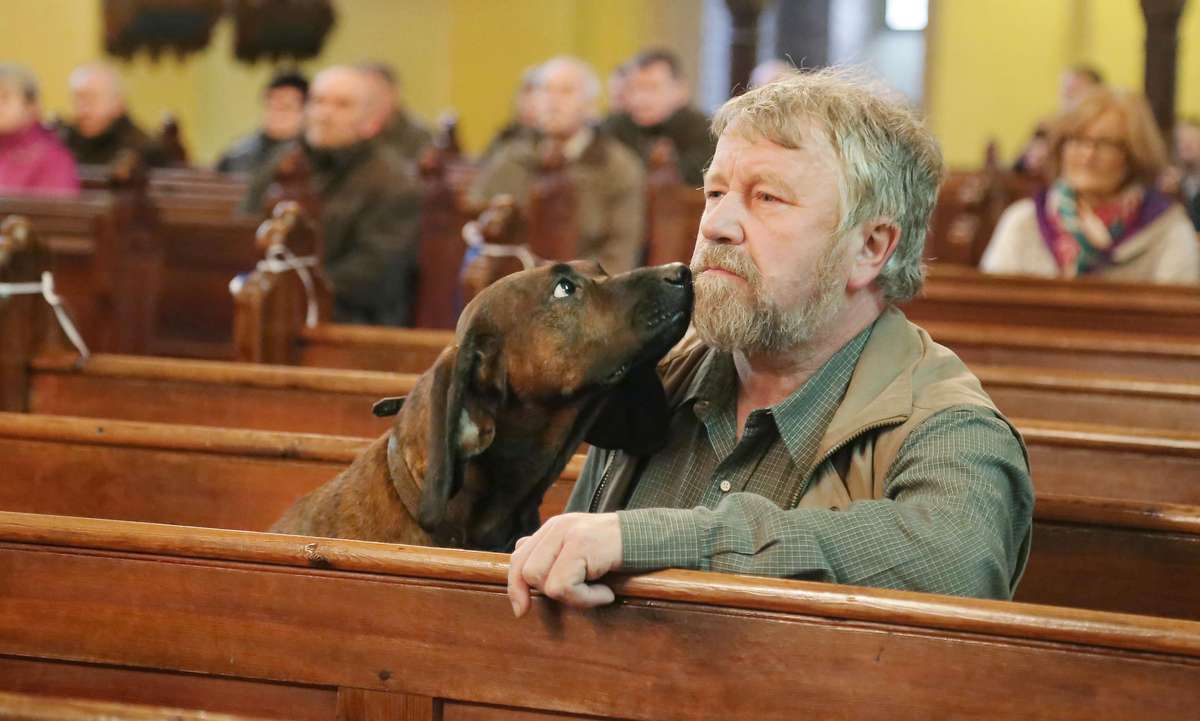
[719,480,732,493]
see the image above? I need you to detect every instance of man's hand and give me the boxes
[507,512,623,617]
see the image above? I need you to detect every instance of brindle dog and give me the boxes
[271,261,692,551]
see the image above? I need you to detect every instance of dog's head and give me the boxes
[386,261,692,549]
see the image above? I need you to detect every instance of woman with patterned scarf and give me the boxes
[981,88,1199,284]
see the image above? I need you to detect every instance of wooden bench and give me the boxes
[922,319,1200,381]
[0,691,272,721]
[18,353,412,438]
[0,413,579,532]
[0,193,159,355]
[907,265,1200,336]
[1,412,1197,620]
[2,175,314,361]
[0,511,1197,720]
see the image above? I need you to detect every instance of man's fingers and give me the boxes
[518,522,566,593]
[507,533,539,617]
[542,555,615,609]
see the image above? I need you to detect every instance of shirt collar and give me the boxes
[680,325,874,465]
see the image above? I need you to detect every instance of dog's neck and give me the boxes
[384,432,425,525]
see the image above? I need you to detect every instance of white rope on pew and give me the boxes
[0,272,91,361]
[240,244,321,328]
[462,220,540,270]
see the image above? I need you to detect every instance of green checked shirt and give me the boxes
[567,307,1034,600]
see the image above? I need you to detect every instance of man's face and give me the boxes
[262,86,305,141]
[535,62,592,138]
[626,61,684,127]
[0,82,34,135]
[690,126,849,354]
[70,72,124,138]
[306,69,372,149]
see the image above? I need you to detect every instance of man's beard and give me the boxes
[689,236,846,356]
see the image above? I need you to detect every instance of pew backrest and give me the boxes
[1,511,1198,720]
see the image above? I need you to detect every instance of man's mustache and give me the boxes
[690,245,760,285]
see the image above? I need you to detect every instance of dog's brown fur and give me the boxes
[271,260,692,550]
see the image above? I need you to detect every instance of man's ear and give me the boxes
[420,333,506,533]
[584,362,670,456]
[846,220,902,292]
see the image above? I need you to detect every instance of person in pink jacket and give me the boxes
[0,64,79,195]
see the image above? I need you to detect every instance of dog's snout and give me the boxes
[661,263,692,287]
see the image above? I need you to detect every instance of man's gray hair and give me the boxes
[536,56,601,102]
[0,64,39,103]
[711,67,944,303]
[69,62,125,99]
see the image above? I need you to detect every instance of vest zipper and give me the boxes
[786,417,907,510]
[589,452,618,513]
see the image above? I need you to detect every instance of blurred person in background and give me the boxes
[982,88,1199,283]
[469,56,645,274]
[216,71,308,175]
[62,62,167,167]
[243,65,423,325]
[603,48,714,186]
[0,64,78,194]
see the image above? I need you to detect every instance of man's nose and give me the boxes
[698,194,744,246]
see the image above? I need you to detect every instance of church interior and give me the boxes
[0,1,1199,719]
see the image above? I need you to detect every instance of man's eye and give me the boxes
[553,279,576,299]
[705,190,724,200]
[757,192,780,203]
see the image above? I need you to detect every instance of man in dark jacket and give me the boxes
[243,65,422,326]
[216,72,308,175]
[602,49,714,186]
[61,63,168,167]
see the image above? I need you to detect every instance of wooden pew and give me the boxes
[411,147,472,330]
[18,165,305,361]
[4,410,1197,517]
[0,191,160,355]
[18,347,1200,436]
[0,412,580,532]
[20,353,411,438]
[908,265,1200,336]
[1,412,1198,620]
[922,319,1200,381]
[0,511,1197,720]
[0,691,272,721]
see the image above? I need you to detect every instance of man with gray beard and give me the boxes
[508,69,1034,614]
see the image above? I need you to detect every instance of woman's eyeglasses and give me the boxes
[1064,135,1128,157]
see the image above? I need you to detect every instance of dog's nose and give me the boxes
[661,263,692,287]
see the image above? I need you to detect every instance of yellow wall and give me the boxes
[1,0,692,164]
[22,0,1192,171]
[927,0,1200,168]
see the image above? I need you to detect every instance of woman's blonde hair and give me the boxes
[1046,88,1169,186]
[710,67,944,303]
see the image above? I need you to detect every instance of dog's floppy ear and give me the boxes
[584,362,670,456]
[420,332,507,532]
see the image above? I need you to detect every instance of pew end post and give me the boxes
[231,202,330,364]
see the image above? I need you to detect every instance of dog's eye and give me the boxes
[553,279,576,299]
